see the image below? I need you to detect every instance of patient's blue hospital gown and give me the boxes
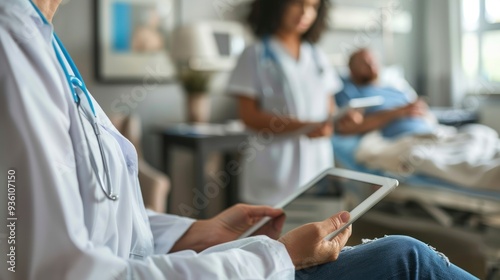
[335,80,433,139]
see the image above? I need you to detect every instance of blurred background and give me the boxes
[54,0,500,170]
[53,1,500,278]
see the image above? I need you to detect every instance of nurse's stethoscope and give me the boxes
[30,1,118,201]
[258,37,324,111]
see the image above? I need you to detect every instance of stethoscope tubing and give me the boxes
[30,1,118,201]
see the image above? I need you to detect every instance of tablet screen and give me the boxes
[280,174,383,235]
[238,169,397,239]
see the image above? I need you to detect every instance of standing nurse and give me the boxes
[228,0,342,205]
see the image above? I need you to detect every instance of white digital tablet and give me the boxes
[238,168,398,240]
[331,96,384,122]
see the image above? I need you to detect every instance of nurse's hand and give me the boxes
[278,211,352,270]
[337,109,364,131]
[307,121,334,138]
[170,204,285,253]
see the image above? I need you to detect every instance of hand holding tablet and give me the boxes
[239,168,398,240]
[277,211,353,270]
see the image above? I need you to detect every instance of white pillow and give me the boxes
[379,65,417,100]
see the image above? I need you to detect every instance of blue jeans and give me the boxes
[296,236,478,280]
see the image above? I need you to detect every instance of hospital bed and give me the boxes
[332,135,500,226]
[332,135,500,279]
[330,64,500,277]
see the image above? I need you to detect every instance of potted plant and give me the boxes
[178,68,212,123]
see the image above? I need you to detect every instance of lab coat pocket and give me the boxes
[129,246,147,260]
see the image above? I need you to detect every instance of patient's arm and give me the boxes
[337,99,428,135]
[337,109,403,135]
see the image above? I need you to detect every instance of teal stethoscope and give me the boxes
[30,1,118,201]
[259,37,324,113]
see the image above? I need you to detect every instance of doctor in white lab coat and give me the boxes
[0,0,354,279]
[228,0,343,205]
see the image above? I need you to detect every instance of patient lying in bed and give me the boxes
[335,48,500,191]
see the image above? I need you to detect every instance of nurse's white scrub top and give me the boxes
[0,1,294,279]
[227,39,342,205]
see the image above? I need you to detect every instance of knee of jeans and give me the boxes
[380,235,422,246]
[381,235,451,267]
[363,235,420,247]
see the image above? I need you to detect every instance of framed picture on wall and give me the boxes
[95,0,178,83]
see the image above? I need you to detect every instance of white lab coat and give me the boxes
[228,39,342,205]
[0,1,294,279]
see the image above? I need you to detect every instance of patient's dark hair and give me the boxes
[247,0,330,43]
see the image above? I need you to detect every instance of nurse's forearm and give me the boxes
[243,112,316,134]
[238,96,318,134]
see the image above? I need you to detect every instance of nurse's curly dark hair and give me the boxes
[247,0,330,43]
